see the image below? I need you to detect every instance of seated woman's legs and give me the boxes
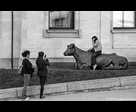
[92,51,102,70]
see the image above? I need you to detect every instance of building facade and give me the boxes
[0,11,136,69]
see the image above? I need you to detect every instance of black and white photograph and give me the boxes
[0,11,136,101]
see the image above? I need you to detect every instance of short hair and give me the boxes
[92,36,98,43]
[22,50,30,57]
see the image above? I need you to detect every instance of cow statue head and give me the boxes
[64,44,76,56]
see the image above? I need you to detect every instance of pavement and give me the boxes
[8,88,136,101]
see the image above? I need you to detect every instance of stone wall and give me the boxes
[1,11,136,68]
[20,11,101,59]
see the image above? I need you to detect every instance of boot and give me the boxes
[93,64,97,70]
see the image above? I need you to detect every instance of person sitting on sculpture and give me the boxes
[88,36,102,70]
[64,42,128,70]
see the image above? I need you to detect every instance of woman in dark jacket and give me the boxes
[36,52,50,99]
[21,50,34,101]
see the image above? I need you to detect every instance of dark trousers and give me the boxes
[92,50,102,65]
[39,76,47,98]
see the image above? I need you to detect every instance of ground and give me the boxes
[8,88,136,101]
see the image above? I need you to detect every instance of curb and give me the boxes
[0,75,136,100]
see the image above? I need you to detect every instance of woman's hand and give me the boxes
[92,38,95,44]
[32,65,35,69]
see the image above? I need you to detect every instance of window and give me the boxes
[113,11,136,29]
[43,11,80,38]
[49,11,75,29]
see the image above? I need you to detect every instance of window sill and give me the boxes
[43,29,80,38]
[47,30,79,33]
[112,29,136,33]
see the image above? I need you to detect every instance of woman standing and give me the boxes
[21,50,34,101]
[36,52,50,99]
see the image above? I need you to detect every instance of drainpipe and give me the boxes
[99,11,101,42]
[11,11,14,69]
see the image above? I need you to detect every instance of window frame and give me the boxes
[113,11,136,29]
[43,11,81,38]
[49,11,75,30]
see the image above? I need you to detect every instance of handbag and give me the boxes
[18,65,24,76]
[30,67,35,78]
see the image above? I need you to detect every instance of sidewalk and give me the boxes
[9,88,136,101]
[1,75,136,100]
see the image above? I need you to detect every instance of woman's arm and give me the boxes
[88,48,94,52]
[44,59,50,67]
[93,40,99,47]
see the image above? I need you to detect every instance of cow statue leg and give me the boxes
[112,56,128,70]
[77,63,91,70]
[73,63,78,69]
[103,64,118,70]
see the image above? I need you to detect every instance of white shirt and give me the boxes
[93,40,102,52]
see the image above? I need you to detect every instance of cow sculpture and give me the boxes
[63,44,128,70]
